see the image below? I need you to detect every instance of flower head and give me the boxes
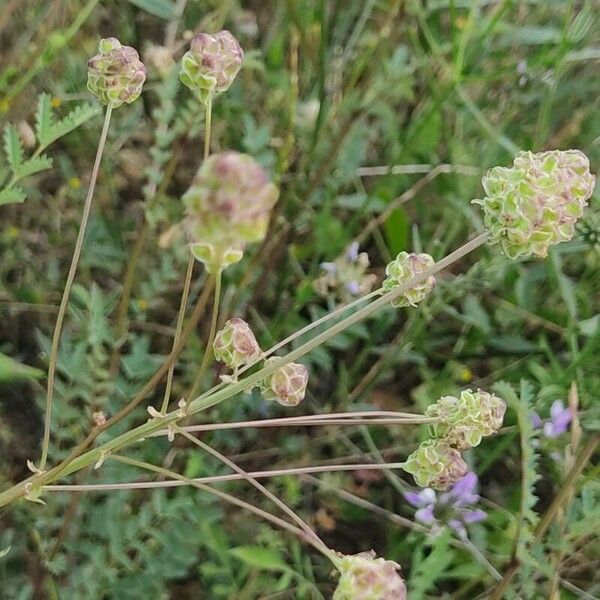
[180,30,243,103]
[213,318,261,371]
[260,359,308,407]
[426,389,506,450]
[403,440,468,490]
[182,151,278,269]
[405,472,487,538]
[473,150,595,259]
[382,252,436,308]
[87,38,146,107]
[314,242,377,302]
[333,551,407,600]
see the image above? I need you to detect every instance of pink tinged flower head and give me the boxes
[426,388,507,450]
[87,38,146,107]
[260,358,308,407]
[180,30,243,103]
[333,551,407,600]
[473,150,596,259]
[182,151,279,254]
[382,252,436,308]
[212,317,261,370]
[403,440,468,491]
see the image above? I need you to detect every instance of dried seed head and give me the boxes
[382,252,436,307]
[182,151,278,267]
[473,150,595,259]
[333,551,407,600]
[180,30,243,104]
[260,359,308,407]
[213,317,261,370]
[403,440,468,491]
[87,38,146,107]
[426,389,507,450]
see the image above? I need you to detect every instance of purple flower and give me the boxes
[404,472,487,539]
[531,400,572,438]
[320,262,337,275]
[346,241,360,262]
[345,280,361,295]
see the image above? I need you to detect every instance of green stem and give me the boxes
[0,233,487,507]
[160,253,195,413]
[109,454,338,564]
[39,104,113,471]
[187,268,222,403]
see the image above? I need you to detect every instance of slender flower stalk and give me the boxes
[40,104,113,471]
[0,232,487,508]
[176,426,326,548]
[108,454,337,561]
[44,461,412,492]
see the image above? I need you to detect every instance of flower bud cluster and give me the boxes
[382,252,436,308]
[333,551,407,600]
[180,30,243,104]
[213,318,261,372]
[473,150,595,259]
[403,440,468,490]
[260,358,308,407]
[87,38,146,107]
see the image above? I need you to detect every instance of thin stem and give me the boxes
[187,268,222,403]
[39,104,113,471]
[150,412,436,436]
[176,427,327,549]
[43,461,410,492]
[160,253,195,413]
[0,233,486,507]
[108,454,338,564]
[204,94,212,159]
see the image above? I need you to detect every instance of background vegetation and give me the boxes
[0,0,599,598]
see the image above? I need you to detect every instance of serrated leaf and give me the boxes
[127,0,176,19]
[17,154,53,179]
[230,546,290,572]
[38,102,99,150]
[3,124,24,176]
[0,186,26,205]
[35,93,54,148]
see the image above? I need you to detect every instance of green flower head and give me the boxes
[87,38,146,107]
[180,30,243,104]
[426,389,506,450]
[260,358,308,407]
[333,551,407,600]
[403,439,468,490]
[382,252,436,308]
[473,150,595,259]
[213,318,261,371]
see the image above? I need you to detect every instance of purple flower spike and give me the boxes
[462,509,487,524]
[543,400,572,438]
[445,472,480,506]
[415,505,436,524]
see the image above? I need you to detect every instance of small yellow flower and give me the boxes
[68,177,81,189]
[51,97,62,108]
[459,367,472,383]
[5,226,20,240]
[136,298,149,312]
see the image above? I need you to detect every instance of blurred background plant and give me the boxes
[0,1,599,598]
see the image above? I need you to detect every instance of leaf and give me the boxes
[127,0,176,19]
[0,352,44,383]
[35,93,54,148]
[17,154,53,179]
[230,546,290,572]
[0,186,26,205]
[38,102,99,151]
[3,124,24,176]
[0,546,10,559]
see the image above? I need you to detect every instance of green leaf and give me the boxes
[230,546,290,572]
[0,546,10,560]
[38,102,99,151]
[18,154,53,179]
[0,186,26,205]
[127,0,176,19]
[35,93,54,148]
[0,352,44,383]
[3,124,24,176]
